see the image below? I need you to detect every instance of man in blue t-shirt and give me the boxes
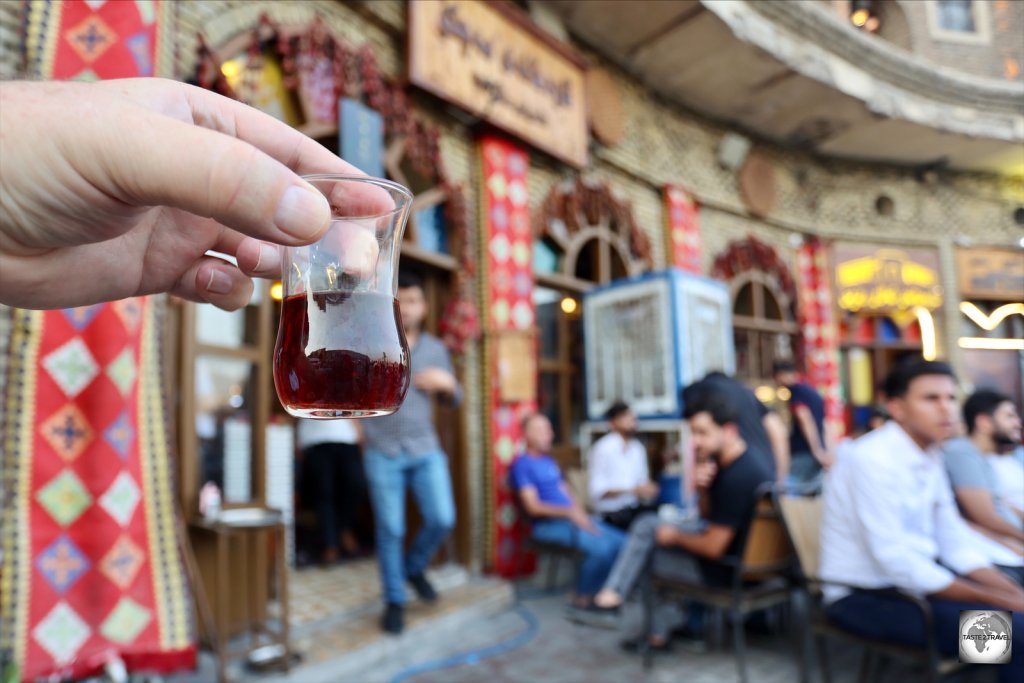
[510,414,625,613]
[773,361,830,491]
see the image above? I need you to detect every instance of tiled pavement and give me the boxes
[168,562,1003,683]
[169,560,515,683]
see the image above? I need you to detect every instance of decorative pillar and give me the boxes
[664,185,702,274]
[479,136,537,577]
[0,2,193,681]
[796,237,845,438]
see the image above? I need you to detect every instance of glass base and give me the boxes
[283,406,398,419]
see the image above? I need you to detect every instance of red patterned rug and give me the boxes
[2,2,193,680]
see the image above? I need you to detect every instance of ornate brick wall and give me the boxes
[0,0,24,78]
[897,0,1024,82]
[173,0,399,81]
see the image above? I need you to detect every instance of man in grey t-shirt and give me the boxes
[943,390,1024,550]
[363,271,461,635]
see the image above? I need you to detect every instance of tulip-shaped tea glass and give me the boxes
[273,175,413,418]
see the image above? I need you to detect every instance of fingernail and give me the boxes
[254,242,280,275]
[207,269,233,295]
[275,184,329,240]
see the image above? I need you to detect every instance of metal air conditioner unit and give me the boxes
[582,269,735,421]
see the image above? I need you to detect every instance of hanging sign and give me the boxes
[833,245,943,313]
[409,0,587,167]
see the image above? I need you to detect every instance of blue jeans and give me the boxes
[531,518,625,596]
[826,591,1023,683]
[364,450,456,605]
[785,452,823,494]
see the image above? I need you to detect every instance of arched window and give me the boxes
[712,237,799,398]
[533,179,653,466]
[875,1,914,51]
[731,271,800,391]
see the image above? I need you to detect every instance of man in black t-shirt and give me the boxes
[587,391,773,650]
[683,372,789,481]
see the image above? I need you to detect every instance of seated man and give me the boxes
[510,413,625,611]
[586,392,772,652]
[944,389,1024,547]
[821,361,1024,683]
[683,371,789,482]
[988,444,1024,521]
[588,401,659,530]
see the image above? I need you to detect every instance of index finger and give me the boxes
[182,84,396,215]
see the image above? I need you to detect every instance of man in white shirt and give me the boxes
[297,418,364,564]
[588,402,659,530]
[820,360,1024,682]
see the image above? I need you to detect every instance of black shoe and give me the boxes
[382,603,404,634]
[620,635,673,655]
[564,603,620,629]
[407,573,438,603]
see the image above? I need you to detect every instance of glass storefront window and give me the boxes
[533,238,562,274]
[534,287,561,360]
[195,356,257,504]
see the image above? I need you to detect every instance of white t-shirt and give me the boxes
[587,432,650,514]
[987,450,1024,514]
[297,418,359,450]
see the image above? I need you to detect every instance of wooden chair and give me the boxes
[776,492,970,683]
[642,486,806,683]
[509,471,584,593]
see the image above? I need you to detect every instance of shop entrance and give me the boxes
[839,314,925,434]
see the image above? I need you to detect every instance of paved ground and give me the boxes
[171,588,1000,683]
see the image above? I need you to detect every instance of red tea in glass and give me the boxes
[274,291,410,417]
[273,175,413,419]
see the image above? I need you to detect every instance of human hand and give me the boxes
[694,460,718,489]
[816,451,835,471]
[1000,593,1024,614]
[654,525,679,547]
[413,368,456,394]
[635,481,659,500]
[0,79,391,311]
[570,509,597,534]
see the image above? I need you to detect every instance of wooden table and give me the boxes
[189,508,291,683]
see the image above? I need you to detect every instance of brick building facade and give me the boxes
[1,0,1021,572]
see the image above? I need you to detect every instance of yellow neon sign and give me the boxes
[959,302,1024,331]
[915,307,937,361]
[836,249,942,314]
[958,338,1024,351]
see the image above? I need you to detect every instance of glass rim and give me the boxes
[301,173,413,220]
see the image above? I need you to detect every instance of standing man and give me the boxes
[297,418,366,564]
[363,271,461,634]
[820,360,1024,682]
[772,361,830,490]
[588,402,659,530]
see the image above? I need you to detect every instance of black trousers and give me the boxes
[303,442,365,552]
[601,502,660,531]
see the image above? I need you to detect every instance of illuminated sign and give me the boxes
[833,246,943,314]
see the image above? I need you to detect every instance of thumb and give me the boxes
[92,108,331,245]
